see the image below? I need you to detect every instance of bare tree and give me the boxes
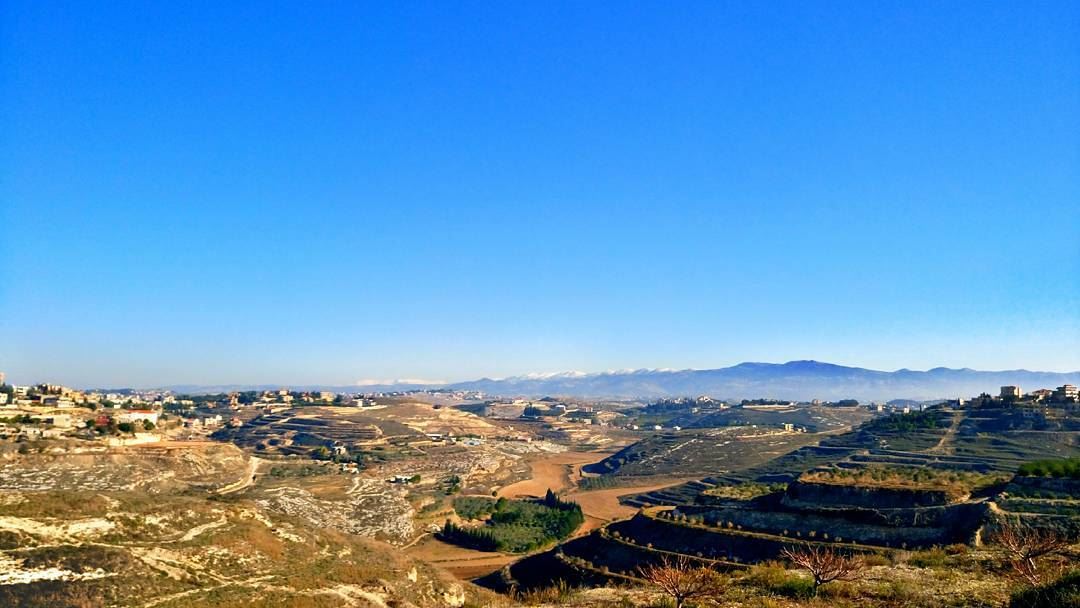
[780,544,866,594]
[638,555,727,608]
[991,522,1070,586]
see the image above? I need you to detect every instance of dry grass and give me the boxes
[799,466,1009,497]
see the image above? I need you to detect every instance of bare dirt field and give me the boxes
[497,448,691,529]
[426,448,693,579]
[405,536,518,580]
[566,479,689,534]
[495,450,608,499]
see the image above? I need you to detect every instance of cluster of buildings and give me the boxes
[980,384,1079,406]
[192,389,379,411]
[955,384,1080,421]
[0,378,178,412]
[0,373,176,443]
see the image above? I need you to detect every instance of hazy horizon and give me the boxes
[12,358,1080,393]
[2,2,1078,387]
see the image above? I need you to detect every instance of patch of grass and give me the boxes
[0,492,113,518]
[743,562,815,600]
[799,466,1010,498]
[908,547,948,568]
[703,482,786,501]
[513,580,577,605]
[452,496,499,520]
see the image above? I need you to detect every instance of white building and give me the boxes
[119,410,160,425]
[48,414,74,428]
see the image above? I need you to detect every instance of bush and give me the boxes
[908,547,948,568]
[876,580,923,604]
[863,554,891,567]
[819,580,860,599]
[1009,570,1080,608]
[743,563,815,599]
[1017,458,1080,479]
[944,543,969,555]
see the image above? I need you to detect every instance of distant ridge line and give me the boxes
[143,360,1080,401]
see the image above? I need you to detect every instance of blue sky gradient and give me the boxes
[2,2,1078,387]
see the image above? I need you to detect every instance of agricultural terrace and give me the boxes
[798,466,1010,499]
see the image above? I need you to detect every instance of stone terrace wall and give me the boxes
[784,480,961,509]
[1008,476,1080,497]
[677,503,987,548]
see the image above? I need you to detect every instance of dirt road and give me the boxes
[216,456,263,495]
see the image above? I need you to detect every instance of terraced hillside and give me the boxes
[484,405,1080,602]
[676,404,876,432]
[583,426,824,480]
[623,406,1079,508]
[214,407,421,456]
[583,404,875,482]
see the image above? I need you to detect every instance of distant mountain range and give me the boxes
[159,360,1080,401]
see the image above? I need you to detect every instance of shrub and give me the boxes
[744,562,815,599]
[781,544,866,596]
[909,547,948,568]
[876,580,922,604]
[819,580,860,599]
[863,554,890,567]
[944,543,969,555]
[1017,458,1080,479]
[1009,569,1080,608]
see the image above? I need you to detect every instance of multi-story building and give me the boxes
[1000,386,1022,400]
[1029,389,1054,402]
[1053,384,1079,402]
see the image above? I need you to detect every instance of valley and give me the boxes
[1,385,1078,607]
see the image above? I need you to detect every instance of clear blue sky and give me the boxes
[2,2,1078,388]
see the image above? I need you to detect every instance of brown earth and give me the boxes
[405,536,519,579]
[495,450,607,499]
[420,448,692,579]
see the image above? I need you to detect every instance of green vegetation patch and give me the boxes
[703,482,786,501]
[441,490,584,553]
[1018,457,1080,479]
[866,410,941,433]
